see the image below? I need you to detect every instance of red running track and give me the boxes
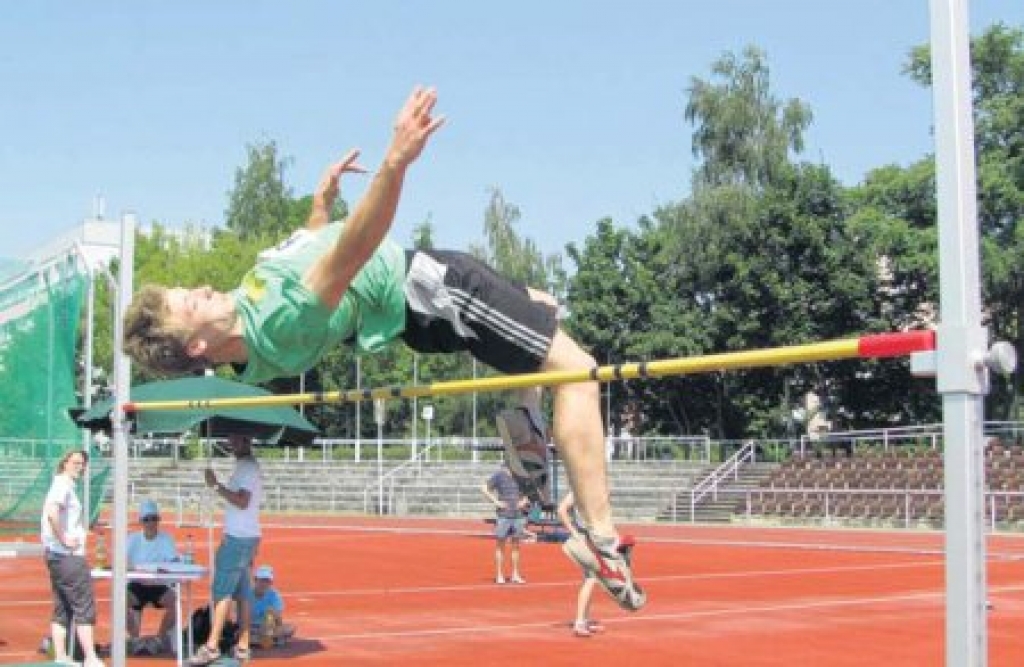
[3,518,1024,666]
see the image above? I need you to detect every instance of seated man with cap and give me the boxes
[126,499,180,655]
[249,565,296,648]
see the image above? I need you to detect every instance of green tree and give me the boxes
[566,218,693,435]
[469,188,560,290]
[410,219,435,250]
[287,193,349,233]
[224,140,293,242]
[685,46,813,190]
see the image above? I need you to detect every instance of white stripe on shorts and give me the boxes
[404,252,551,359]
[448,288,550,357]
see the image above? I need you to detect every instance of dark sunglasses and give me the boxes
[141,516,160,523]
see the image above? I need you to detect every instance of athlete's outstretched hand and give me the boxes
[307,149,367,229]
[385,85,446,170]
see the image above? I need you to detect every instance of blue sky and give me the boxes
[1,1,1020,262]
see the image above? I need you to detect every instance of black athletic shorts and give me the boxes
[402,250,558,374]
[128,581,171,610]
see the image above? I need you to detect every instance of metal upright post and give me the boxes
[110,212,136,666]
[929,2,989,665]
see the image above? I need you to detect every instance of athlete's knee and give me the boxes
[545,330,596,371]
[526,287,558,308]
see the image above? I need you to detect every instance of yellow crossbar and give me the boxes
[123,331,934,412]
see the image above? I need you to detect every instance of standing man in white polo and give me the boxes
[188,435,262,666]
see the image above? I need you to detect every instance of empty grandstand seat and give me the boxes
[924,499,945,522]
[831,494,853,517]
[1007,503,1024,523]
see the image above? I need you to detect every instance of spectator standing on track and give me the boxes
[188,434,263,666]
[40,449,106,667]
[125,499,179,655]
[557,491,605,638]
[481,462,530,584]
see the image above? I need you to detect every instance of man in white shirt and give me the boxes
[188,435,263,666]
[125,499,179,655]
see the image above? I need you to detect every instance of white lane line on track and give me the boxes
[306,584,1024,642]
[0,557,964,606]
[257,521,1024,559]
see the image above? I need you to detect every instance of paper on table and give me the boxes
[134,561,206,575]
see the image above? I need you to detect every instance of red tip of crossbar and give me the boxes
[858,330,936,359]
[122,403,138,413]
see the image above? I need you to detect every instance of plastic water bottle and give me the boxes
[94,531,109,569]
[182,534,195,565]
[260,610,277,650]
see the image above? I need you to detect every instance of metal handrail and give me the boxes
[362,441,439,514]
[688,441,756,521]
[731,487,1024,532]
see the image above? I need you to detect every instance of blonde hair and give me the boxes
[122,284,209,376]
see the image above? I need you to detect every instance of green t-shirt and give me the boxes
[234,224,406,383]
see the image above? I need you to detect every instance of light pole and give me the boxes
[374,398,386,514]
[421,404,434,462]
[472,359,478,462]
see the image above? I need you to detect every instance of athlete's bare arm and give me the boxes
[303,86,445,310]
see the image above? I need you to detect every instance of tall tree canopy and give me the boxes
[224,140,293,242]
[685,46,813,190]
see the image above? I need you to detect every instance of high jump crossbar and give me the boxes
[123,330,935,413]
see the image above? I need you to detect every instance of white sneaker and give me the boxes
[495,574,506,584]
[562,532,646,611]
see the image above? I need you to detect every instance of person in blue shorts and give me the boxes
[188,435,262,666]
[481,462,531,584]
[122,85,644,612]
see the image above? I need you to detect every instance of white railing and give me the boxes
[105,421,1024,465]
[687,441,756,521]
[721,487,1024,531]
[170,482,217,529]
[607,435,712,462]
[799,421,1024,455]
[361,441,439,515]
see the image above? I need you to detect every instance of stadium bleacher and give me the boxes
[741,437,1024,527]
